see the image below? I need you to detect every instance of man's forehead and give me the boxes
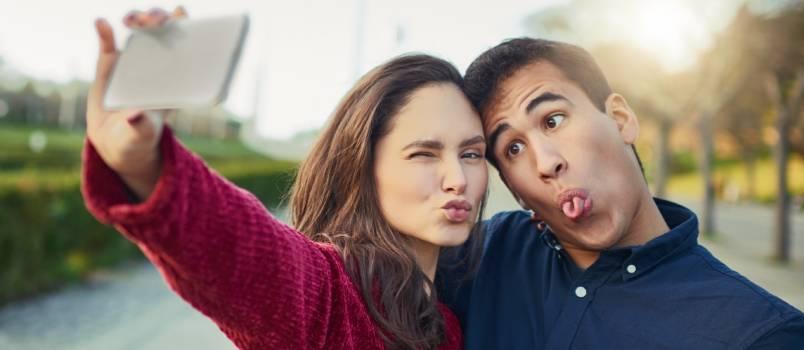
[483,62,571,128]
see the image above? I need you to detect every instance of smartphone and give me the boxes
[103,13,250,110]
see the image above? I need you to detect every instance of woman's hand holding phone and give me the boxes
[86,7,186,201]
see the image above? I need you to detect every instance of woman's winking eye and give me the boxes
[408,151,435,159]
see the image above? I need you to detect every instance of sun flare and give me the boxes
[629,2,707,71]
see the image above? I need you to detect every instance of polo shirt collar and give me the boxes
[540,198,699,280]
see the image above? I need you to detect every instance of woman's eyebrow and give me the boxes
[401,136,484,151]
[460,135,486,148]
[402,139,443,151]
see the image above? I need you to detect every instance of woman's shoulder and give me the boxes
[311,241,348,270]
[310,242,364,293]
[437,303,463,348]
[437,302,461,325]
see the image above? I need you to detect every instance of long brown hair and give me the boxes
[289,54,485,349]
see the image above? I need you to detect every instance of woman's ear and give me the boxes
[605,93,639,145]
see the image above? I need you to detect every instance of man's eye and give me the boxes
[545,114,566,129]
[506,141,525,158]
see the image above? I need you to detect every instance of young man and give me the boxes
[438,38,804,349]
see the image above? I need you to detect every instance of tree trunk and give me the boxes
[743,147,757,201]
[654,118,672,198]
[774,103,791,262]
[698,113,716,238]
[766,71,804,263]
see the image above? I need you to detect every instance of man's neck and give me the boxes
[565,193,670,270]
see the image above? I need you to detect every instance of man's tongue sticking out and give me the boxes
[559,190,592,221]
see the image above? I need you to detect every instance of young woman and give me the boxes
[82,8,487,349]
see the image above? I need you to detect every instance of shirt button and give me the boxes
[575,286,587,298]
[626,264,637,274]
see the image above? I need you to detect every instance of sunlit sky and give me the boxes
[0,0,754,139]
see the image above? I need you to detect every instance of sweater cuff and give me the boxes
[81,127,179,227]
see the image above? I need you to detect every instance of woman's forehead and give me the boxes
[385,85,482,141]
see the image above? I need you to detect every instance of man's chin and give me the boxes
[561,226,621,251]
[576,237,619,251]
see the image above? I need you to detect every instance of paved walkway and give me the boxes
[0,263,235,350]
[0,182,801,349]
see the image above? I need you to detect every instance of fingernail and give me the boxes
[124,13,136,23]
[127,113,144,125]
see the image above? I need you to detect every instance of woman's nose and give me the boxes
[442,159,468,195]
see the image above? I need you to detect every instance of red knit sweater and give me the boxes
[81,127,463,350]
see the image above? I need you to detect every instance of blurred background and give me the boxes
[1,0,802,349]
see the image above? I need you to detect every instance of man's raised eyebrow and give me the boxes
[525,92,571,114]
[402,139,443,151]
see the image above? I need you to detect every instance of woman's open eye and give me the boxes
[545,113,566,129]
[462,150,484,159]
[506,141,525,158]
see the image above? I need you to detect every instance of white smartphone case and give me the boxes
[103,14,249,110]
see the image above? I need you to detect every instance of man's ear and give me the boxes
[605,93,639,145]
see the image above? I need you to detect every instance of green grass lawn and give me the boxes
[666,155,804,203]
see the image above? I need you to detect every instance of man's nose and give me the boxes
[529,137,567,181]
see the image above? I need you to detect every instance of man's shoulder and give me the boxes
[673,245,804,345]
[484,210,534,238]
[482,210,535,250]
[686,245,801,315]
[749,313,804,349]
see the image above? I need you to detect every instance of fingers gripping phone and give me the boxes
[103,14,249,110]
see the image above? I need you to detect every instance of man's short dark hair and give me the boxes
[464,37,644,174]
[465,37,613,115]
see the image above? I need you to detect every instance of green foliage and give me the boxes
[0,125,297,305]
[669,150,698,175]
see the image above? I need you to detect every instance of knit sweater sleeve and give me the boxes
[80,127,345,347]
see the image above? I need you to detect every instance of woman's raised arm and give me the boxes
[80,9,371,348]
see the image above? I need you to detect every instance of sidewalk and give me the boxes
[0,262,235,350]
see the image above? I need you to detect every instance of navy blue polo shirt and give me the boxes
[437,198,804,349]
